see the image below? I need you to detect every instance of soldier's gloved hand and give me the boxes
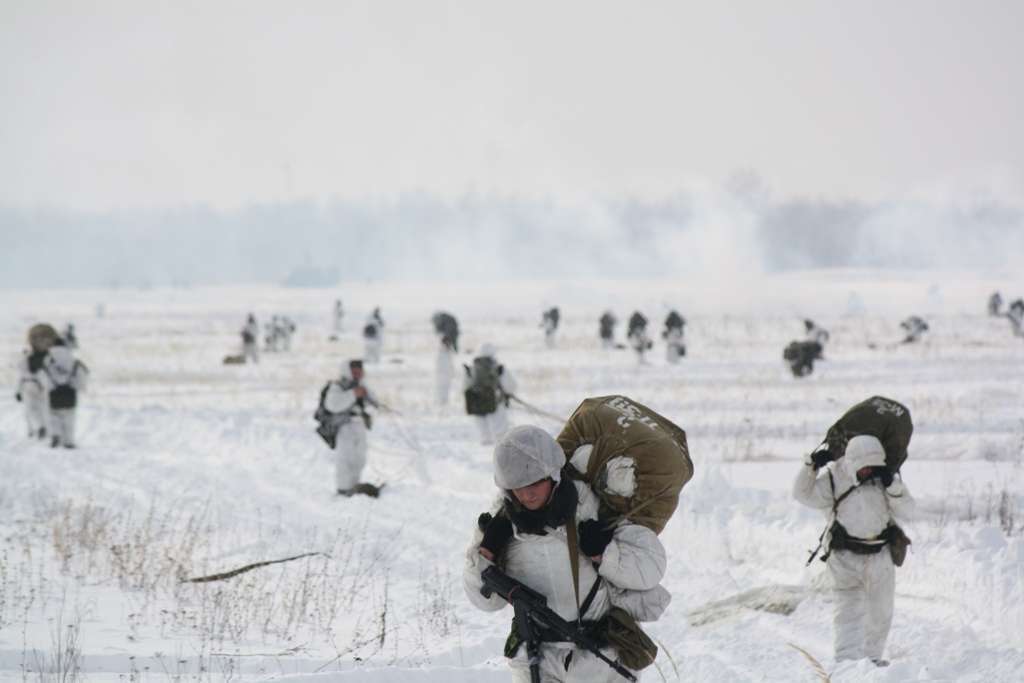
[479,514,514,560]
[872,466,894,487]
[578,519,615,558]
[15,393,22,402]
[810,449,837,470]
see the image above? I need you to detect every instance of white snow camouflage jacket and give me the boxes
[463,480,671,630]
[793,450,915,541]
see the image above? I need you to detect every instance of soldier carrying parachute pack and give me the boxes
[794,395,916,665]
[464,396,692,682]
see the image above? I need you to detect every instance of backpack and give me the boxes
[464,356,501,416]
[824,396,913,473]
[556,395,693,534]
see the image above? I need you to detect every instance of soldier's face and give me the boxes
[351,367,364,381]
[512,478,554,511]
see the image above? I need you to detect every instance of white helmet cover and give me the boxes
[493,425,564,489]
[843,434,887,478]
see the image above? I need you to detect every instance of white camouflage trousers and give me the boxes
[829,549,895,661]
[334,420,368,492]
[474,407,510,445]
[243,341,259,364]
[50,408,77,447]
[364,338,383,363]
[509,645,634,683]
[21,382,49,437]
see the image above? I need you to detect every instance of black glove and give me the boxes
[578,519,615,557]
[810,449,837,470]
[480,514,514,558]
[873,466,894,487]
[15,393,22,402]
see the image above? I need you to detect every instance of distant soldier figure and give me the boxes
[314,360,382,498]
[333,299,345,332]
[363,307,385,363]
[899,316,929,344]
[541,307,560,348]
[794,429,916,665]
[988,291,1003,317]
[16,343,51,440]
[784,340,824,378]
[432,312,460,406]
[42,338,89,448]
[663,310,686,364]
[265,316,282,352]
[805,318,830,346]
[463,343,517,445]
[599,311,617,349]
[241,314,260,363]
[1007,299,1024,338]
[627,311,652,364]
[279,316,296,351]
[63,323,79,350]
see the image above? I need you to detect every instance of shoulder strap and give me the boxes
[566,522,582,621]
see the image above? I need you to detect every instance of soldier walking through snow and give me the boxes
[464,425,670,682]
[363,307,385,363]
[599,311,616,349]
[241,314,260,363]
[662,311,686,364]
[16,343,50,440]
[432,312,460,406]
[315,360,382,498]
[463,343,516,445]
[541,307,560,348]
[793,434,915,665]
[627,312,652,364]
[42,337,89,448]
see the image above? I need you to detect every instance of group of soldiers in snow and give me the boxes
[602,310,686,365]
[989,290,1024,337]
[16,324,89,448]
[461,395,915,681]
[240,313,298,362]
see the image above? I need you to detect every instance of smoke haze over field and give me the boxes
[3,184,1023,288]
[2,1,1023,287]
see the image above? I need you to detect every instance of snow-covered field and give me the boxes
[2,272,1023,682]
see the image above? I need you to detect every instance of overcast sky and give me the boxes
[2,0,1022,212]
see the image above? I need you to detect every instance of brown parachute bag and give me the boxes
[557,396,691,672]
[556,395,693,535]
[28,324,60,353]
[824,395,913,473]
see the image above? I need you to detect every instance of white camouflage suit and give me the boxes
[16,351,50,438]
[323,376,377,493]
[463,344,516,445]
[663,328,684,364]
[793,435,915,662]
[435,338,456,406]
[242,317,260,363]
[42,344,89,448]
[464,426,670,682]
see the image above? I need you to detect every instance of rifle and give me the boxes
[480,566,636,682]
